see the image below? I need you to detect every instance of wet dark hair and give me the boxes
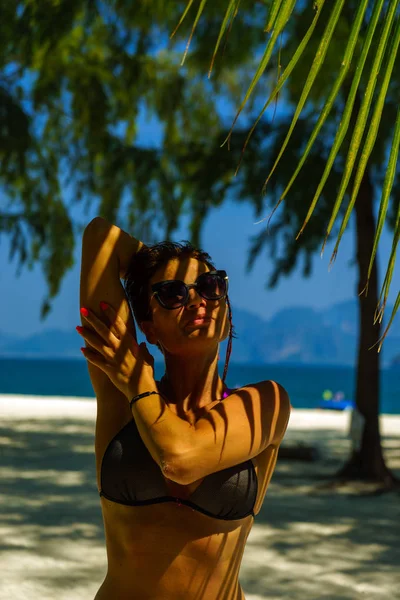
[124,241,233,383]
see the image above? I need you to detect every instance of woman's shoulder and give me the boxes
[230,379,291,415]
[235,379,289,396]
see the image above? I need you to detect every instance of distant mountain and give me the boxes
[0,329,81,358]
[0,332,21,347]
[215,301,398,367]
[0,301,399,367]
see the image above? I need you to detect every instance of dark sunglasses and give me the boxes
[151,270,228,310]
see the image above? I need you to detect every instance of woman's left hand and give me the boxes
[77,302,156,400]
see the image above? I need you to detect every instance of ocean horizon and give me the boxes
[0,356,398,415]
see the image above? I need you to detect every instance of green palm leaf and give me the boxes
[223,0,297,146]
[208,0,241,78]
[171,0,208,66]
[324,1,399,261]
[170,0,196,39]
[177,0,400,333]
[265,0,285,33]
[371,105,400,326]
[375,199,400,339]
[235,0,327,176]
[296,0,385,241]
[331,13,400,266]
[377,290,400,353]
[262,0,346,195]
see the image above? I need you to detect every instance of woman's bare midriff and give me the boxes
[93,396,280,600]
[94,499,253,600]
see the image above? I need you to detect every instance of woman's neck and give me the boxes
[160,350,225,414]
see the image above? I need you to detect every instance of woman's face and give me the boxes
[141,257,229,356]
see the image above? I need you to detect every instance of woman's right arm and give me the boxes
[80,217,147,488]
[80,217,145,407]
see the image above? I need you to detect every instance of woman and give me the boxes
[78,216,291,600]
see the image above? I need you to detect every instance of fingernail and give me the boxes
[80,347,86,353]
[76,326,83,333]
[80,307,89,317]
[99,301,108,311]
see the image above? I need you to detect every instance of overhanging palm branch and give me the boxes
[172,0,400,342]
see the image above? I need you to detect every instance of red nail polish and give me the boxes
[99,301,108,311]
[80,307,89,317]
[76,326,83,333]
[80,347,86,353]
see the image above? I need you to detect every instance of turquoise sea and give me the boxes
[0,357,399,414]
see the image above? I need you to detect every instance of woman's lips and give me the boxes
[186,316,212,326]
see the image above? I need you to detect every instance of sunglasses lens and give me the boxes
[199,273,226,299]
[154,272,227,309]
[157,281,187,308]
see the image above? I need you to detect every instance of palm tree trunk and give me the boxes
[337,168,397,488]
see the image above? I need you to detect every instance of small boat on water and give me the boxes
[318,389,355,411]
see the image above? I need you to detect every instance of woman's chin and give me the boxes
[159,322,226,355]
[163,335,221,358]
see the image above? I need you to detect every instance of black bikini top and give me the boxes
[99,391,258,521]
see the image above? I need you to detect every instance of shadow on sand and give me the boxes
[1,415,399,599]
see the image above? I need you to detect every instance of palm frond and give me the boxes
[223,0,297,146]
[265,0,284,33]
[296,0,386,241]
[170,0,208,66]
[262,0,347,195]
[324,2,399,261]
[370,105,400,315]
[208,0,241,78]
[332,13,400,268]
[375,196,400,334]
[235,0,327,176]
[177,0,400,334]
[376,292,400,352]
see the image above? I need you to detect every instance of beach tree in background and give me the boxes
[0,1,398,488]
[0,0,266,315]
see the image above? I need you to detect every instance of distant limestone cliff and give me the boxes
[1,300,399,368]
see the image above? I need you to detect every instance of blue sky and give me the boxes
[0,95,398,338]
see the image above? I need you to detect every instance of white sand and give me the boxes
[0,394,399,600]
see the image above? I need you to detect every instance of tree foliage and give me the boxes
[176,0,400,338]
[0,0,265,315]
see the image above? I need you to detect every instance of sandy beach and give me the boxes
[1,394,399,600]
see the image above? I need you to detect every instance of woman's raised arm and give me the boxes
[83,216,145,280]
[80,217,145,403]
